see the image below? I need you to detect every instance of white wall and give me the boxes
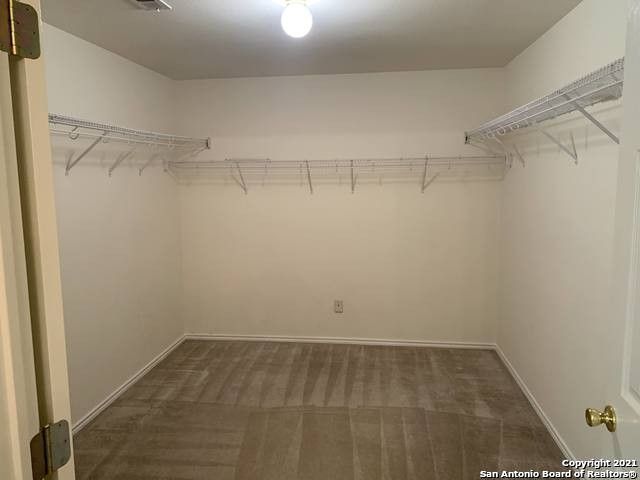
[175,70,505,343]
[499,0,627,459]
[43,24,183,424]
[44,22,507,423]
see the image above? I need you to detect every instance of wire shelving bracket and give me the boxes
[465,58,624,162]
[167,155,507,193]
[48,113,211,175]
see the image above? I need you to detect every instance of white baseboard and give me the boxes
[494,345,574,460]
[72,334,186,435]
[183,333,495,350]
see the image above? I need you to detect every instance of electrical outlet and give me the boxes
[334,300,344,314]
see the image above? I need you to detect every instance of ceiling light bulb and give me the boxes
[281,2,313,38]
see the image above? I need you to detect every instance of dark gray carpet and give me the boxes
[73,340,566,479]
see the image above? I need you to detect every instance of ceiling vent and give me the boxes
[133,0,172,11]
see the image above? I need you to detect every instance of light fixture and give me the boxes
[281,1,313,38]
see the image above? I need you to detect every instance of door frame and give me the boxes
[0,48,41,480]
[2,0,76,478]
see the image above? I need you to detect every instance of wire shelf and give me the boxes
[465,58,624,144]
[48,114,211,150]
[48,113,211,175]
[168,156,507,193]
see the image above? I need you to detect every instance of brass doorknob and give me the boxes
[585,405,617,432]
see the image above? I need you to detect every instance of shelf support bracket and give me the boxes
[422,173,439,193]
[109,149,135,177]
[305,160,313,194]
[421,157,428,193]
[538,127,578,164]
[492,137,510,155]
[350,159,356,194]
[139,154,160,176]
[65,131,108,175]
[164,163,178,182]
[513,144,525,167]
[234,162,248,194]
[574,104,619,145]
[175,147,205,164]
[562,93,620,145]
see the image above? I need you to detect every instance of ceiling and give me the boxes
[41,0,582,80]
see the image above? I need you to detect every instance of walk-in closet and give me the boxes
[1,1,640,479]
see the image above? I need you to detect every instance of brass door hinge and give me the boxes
[0,0,40,59]
[30,420,71,480]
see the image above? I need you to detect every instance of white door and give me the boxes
[593,0,640,465]
[0,0,76,478]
